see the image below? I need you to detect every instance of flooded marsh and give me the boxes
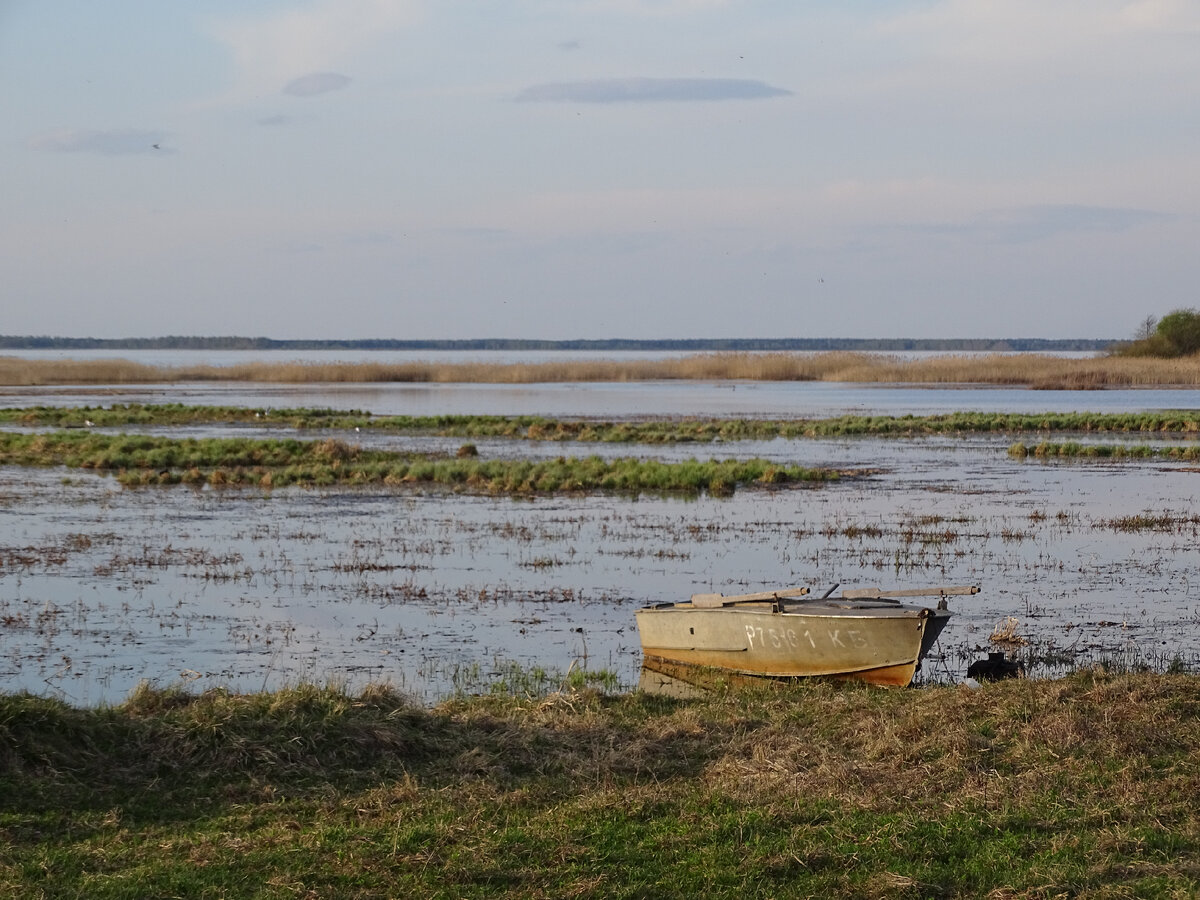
[3,403,1200,704]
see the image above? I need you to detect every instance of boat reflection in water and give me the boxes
[636,584,979,690]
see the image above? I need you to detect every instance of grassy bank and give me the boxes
[4,405,1200,440]
[5,351,1200,386]
[0,432,840,495]
[2,672,1198,898]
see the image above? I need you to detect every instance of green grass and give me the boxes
[2,672,1198,898]
[1008,441,1200,460]
[0,431,841,496]
[4,405,1200,441]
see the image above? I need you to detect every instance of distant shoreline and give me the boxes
[0,335,1118,352]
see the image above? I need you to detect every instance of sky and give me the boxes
[3,1,1199,341]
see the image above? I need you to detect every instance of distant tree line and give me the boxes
[1116,309,1200,358]
[0,336,1117,352]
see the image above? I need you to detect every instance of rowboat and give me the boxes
[635,584,978,687]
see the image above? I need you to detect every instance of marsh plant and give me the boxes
[6,350,1200,386]
[6,405,1200,441]
[0,431,843,496]
[1008,440,1200,460]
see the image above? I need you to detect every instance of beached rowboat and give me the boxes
[635,585,978,687]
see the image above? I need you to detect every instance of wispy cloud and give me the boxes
[516,77,791,103]
[283,72,352,97]
[917,205,1173,243]
[27,129,168,155]
[208,0,419,101]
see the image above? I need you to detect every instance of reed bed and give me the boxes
[0,357,166,385]
[6,351,1200,386]
[809,352,1200,388]
[5,405,1200,440]
[0,431,840,495]
[2,672,1199,897]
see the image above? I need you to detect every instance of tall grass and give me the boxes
[5,351,1200,386]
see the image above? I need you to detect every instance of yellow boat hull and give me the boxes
[636,591,956,687]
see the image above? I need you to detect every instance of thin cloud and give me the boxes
[27,129,168,155]
[915,205,1173,243]
[207,0,418,103]
[979,204,1173,242]
[515,77,791,103]
[283,72,352,97]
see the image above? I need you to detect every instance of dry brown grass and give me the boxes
[696,670,1196,818]
[989,616,1027,646]
[5,351,1200,387]
[5,672,1200,896]
[0,357,166,385]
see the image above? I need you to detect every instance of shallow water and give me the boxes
[4,380,1200,420]
[3,423,1199,704]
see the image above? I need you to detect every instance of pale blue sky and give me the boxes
[4,1,1198,340]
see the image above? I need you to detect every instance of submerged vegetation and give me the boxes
[2,672,1199,897]
[5,349,1200,386]
[0,431,840,495]
[4,404,1200,441]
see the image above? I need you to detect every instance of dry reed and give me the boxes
[989,616,1028,646]
[5,351,1200,387]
